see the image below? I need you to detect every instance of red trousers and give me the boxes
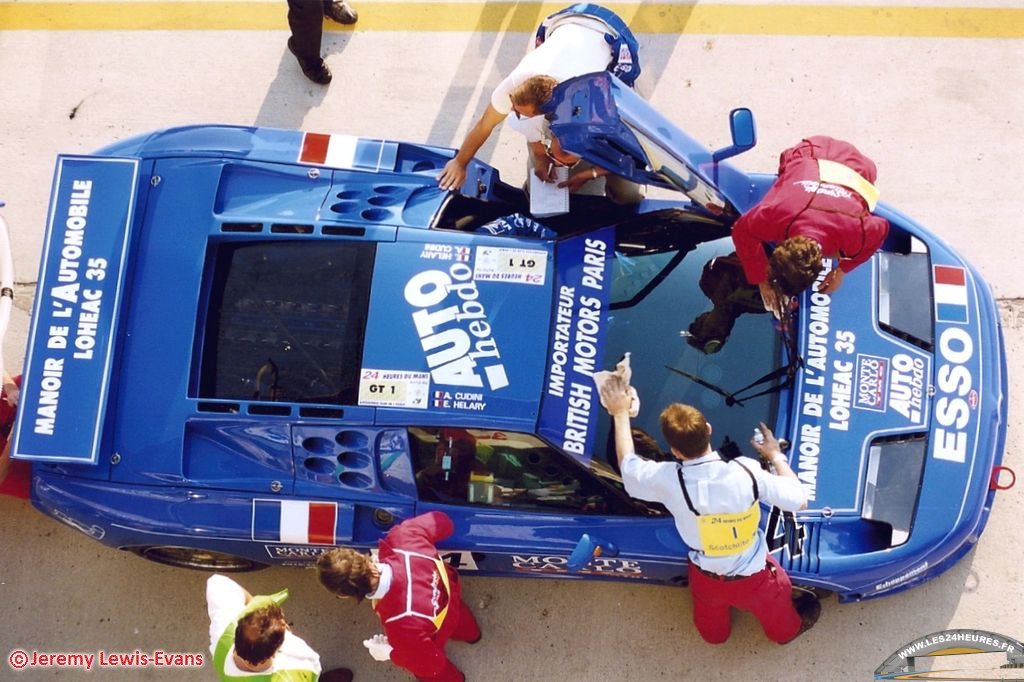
[687,553,801,644]
[416,599,481,682]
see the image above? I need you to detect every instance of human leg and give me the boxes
[286,0,331,84]
[323,0,358,24]
[741,555,806,644]
[687,563,734,644]
[449,599,482,644]
[416,660,465,682]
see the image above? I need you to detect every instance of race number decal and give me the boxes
[474,246,547,285]
[765,506,805,559]
[358,369,430,408]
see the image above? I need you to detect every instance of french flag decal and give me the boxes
[298,132,357,169]
[933,265,969,324]
[252,500,337,545]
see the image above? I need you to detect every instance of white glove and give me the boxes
[594,353,640,417]
[363,633,393,662]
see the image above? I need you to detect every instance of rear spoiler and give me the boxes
[12,156,140,464]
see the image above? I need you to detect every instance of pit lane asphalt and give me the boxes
[0,2,1021,680]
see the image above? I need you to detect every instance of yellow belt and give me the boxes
[817,159,880,211]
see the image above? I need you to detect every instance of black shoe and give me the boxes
[782,594,821,644]
[324,0,358,24]
[320,668,354,682]
[287,38,332,85]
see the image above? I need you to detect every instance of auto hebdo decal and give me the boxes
[13,156,139,464]
[361,238,551,416]
[791,260,931,508]
[538,228,614,464]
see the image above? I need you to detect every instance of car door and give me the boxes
[407,426,689,584]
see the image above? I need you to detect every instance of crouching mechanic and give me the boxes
[731,136,890,315]
[595,357,820,644]
[437,3,642,205]
[206,574,353,681]
[316,511,481,682]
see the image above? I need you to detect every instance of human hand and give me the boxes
[2,382,18,407]
[558,169,597,193]
[363,634,393,662]
[532,149,557,183]
[817,268,845,294]
[594,354,639,417]
[750,421,784,465]
[758,281,782,320]
[437,159,467,191]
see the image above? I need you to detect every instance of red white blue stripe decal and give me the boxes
[933,265,969,324]
[252,499,338,545]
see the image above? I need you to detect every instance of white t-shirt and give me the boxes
[490,16,613,142]
[621,452,806,576]
[206,574,322,678]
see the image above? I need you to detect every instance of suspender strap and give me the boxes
[732,458,761,502]
[676,465,700,516]
[676,459,759,516]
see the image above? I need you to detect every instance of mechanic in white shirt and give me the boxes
[206,574,352,681]
[595,357,821,645]
[436,10,641,204]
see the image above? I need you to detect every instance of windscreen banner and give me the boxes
[13,156,139,464]
[538,227,615,464]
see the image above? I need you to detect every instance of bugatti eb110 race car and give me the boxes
[11,72,1011,603]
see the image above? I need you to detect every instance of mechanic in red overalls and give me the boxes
[316,512,481,682]
[731,136,890,315]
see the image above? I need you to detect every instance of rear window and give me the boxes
[198,240,375,404]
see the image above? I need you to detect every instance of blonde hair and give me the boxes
[510,75,558,109]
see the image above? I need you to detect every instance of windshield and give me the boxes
[591,210,783,468]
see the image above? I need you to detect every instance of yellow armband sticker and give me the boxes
[696,502,761,557]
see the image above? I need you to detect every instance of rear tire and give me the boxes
[129,546,267,572]
[792,584,833,601]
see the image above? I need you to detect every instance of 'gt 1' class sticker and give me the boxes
[473,246,547,285]
[358,369,430,409]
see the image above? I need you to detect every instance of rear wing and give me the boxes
[13,156,140,464]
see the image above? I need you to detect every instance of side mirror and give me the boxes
[711,108,757,163]
[567,533,619,573]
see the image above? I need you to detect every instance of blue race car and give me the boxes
[12,72,1010,603]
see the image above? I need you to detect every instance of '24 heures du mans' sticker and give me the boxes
[358,369,430,409]
[474,246,547,285]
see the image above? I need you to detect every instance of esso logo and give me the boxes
[933,327,975,464]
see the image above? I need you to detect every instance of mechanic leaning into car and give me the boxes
[731,136,890,316]
[436,3,643,205]
[316,511,481,682]
[205,574,353,681]
[595,356,820,645]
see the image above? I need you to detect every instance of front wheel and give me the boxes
[128,546,267,572]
